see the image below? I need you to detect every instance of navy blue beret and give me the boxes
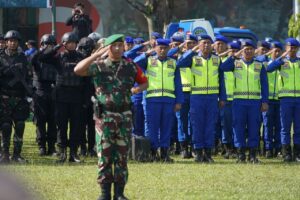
[125,36,134,44]
[151,32,163,39]
[215,35,229,44]
[133,37,145,45]
[241,39,256,48]
[228,42,241,50]
[258,40,270,49]
[156,38,171,46]
[271,41,283,50]
[186,34,198,42]
[198,34,213,43]
[285,37,300,47]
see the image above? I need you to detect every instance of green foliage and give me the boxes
[288,14,300,38]
[3,123,300,200]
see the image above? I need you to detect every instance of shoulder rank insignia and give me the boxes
[167,59,175,69]
[150,58,157,66]
[235,61,242,69]
[212,57,219,66]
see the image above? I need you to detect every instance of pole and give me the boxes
[51,0,56,36]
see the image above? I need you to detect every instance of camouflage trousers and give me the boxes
[96,110,132,185]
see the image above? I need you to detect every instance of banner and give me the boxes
[0,0,50,8]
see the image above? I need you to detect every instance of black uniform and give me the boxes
[31,47,58,156]
[55,50,85,162]
[0,49,30,162]
[65,14,92,40]
[77,37,96,157]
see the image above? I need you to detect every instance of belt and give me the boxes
[105,105,131,113]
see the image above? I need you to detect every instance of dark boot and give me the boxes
[80,144,87,157]
[12,142,26,163]
[98,183,112,200]
[249,148,259,164]
[265,150,273,159]
[150,149,159,162]
[236,148,246,163]
[0,152,10,164]
[56,147,67,163]
[39,147,47,156]
[282,144,292,162]
[160,148,173,163]
[223,144,230,159]
[293,144,300,162]
[47,142,57,156]
[69,147,82,163]
[180,142,189,159]
[113,183,128,200]
[194,149,204,163]
[204,148,214,163]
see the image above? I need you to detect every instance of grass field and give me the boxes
[1,123,300,200]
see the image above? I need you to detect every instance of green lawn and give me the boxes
[2,123,300,200]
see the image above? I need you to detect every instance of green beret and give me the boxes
[104,34,124,46]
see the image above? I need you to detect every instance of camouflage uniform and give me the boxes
[88,58,138,185]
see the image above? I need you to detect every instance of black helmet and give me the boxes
[61,32,78,43]
[78,37,95,50]
[4,30,21,41]
[88,32,102,43]
[40,34,57,45]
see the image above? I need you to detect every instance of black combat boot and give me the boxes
[223,144,231,159]
[56,147,67,163]
[150,149,159,162]
[180,142,189,159]
[204,148,214,163]
[194,149,204,163]
[80,144,87,157]
[69,147,82,163]
[160,148,174,163]
[0,151,10,164]
[249,148,259,164]
[265,149,273,159]
[39,147,47,156]
[47,142,57,156]
[113,183,128,200]
[236,148,246,163]
[293,144,300,162]
[282,144,292,162]
[98,183,112,200]
[11,142,26,163]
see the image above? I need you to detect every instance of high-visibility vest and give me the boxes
[180,68,192,92]
[263,60,279,100]
[190,54,220,95]
[146,56,176,98]
[278,59,300,97]
[233,60,262,99]
[221,56,234,101]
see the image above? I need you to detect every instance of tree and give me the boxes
[288,14,300,38]
[125,0,174,37]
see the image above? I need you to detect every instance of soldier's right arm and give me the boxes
[74,46,109,76]
[266,58,283,72]
[176,49,195,68]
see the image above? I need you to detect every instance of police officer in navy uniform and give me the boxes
[0,30,31,163]
[267,38,300,162]
[55,32,85,163]
[31,34,58,156]
[77,37,97,157]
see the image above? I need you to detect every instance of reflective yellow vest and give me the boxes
[221,56,234,101]
[278,59,300,97]
[233,60,262,99]
[146,56,176,98]
[191,54,220,95]
[264,60,279,100]
[180,68,192,92]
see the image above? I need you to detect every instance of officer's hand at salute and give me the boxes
[261,102,269,112]
[174,103,181,112]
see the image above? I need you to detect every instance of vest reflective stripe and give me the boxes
[225,72,234,101]
[191,54,220,95]
[146,57,176,98]
[233,60,262,99]
[278,60,300,97]
[180,67,191,92]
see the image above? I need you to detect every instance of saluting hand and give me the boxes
[261,103,269,112]
[174,103,181,112]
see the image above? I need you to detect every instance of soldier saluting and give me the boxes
[75,34,148,200]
